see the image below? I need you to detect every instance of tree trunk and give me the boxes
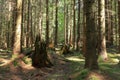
[84,0,99,70]
[66,5,69,44]
[76,0,81,51]
[26,0,30,48]
[13,0,22,55]
[21,0,24,52]
[82,1,86,56]
[64,0,67,44]
[73,0,76,49]
[98,0,107,60]
[54,0,58,46]
[110,0,114,45]
[46,0,49,46]
[105,0,109,43]
[118,0,120,52]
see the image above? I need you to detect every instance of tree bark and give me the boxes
[26,0,30,48]
[98,0,108,60]
[32,34,53,68]
[73,0,76,49]
[54,0,58,46]
[46,0,49,46]
[118,0,120,52]
[84,0,99,70]
[76,0,81,51]
[13,0,22,55]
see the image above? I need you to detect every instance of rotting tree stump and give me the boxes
[61,44,73,55]
[32,35,53,68]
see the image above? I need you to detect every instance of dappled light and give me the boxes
[0,0,120,80]
[66,56,84,62]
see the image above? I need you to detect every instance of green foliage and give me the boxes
[13,60,18,67]
[22,57,32,64]
[78,69,89,79]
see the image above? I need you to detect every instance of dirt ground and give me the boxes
[0,51,117,80]
[0,52,72,80]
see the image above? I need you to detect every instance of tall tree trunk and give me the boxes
[118,0,120,52]
[115,0,118,46]
[98,0,108,60]
[13,0,22,55]
[82,1,86,56]
[84,0,98,70]
[110,0,114,45]
[54,0,58,46]
[76,0,81,51]
[107,0,112,46]
[46,0,49,46]
[73,0,76,49]
[66,5,69,44]
[21,0,24,52]
[26,0,30,48]
[64,0,67,44]
[7,2,12,48]
[68,2,73,46]
[30,2,33,46]
[39,0,42,38]
[105,0,109,43]
[11,5,16,48]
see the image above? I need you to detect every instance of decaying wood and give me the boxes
[32,35,53,68]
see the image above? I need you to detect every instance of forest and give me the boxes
[0,0,120,80]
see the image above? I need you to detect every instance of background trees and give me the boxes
[0,0,120,70]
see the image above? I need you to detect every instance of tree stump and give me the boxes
[61,44,73,55]
[32,35,53,68]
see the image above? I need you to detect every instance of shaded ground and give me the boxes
[0,51,72,80]
[0,49,120,80]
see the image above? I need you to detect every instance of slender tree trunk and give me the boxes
[105,0,109,43]
[11,6,16,48]
[68,2,73,46]
[82,0,86,55]
[115,1,118,46]
[118,0,120,52]
[7,2,12,48]
[76,0,81,51]
[21,0,24,52]
[13,0,22,55]
[46,0,49,46]
[73,0,76,49]
[107,0,112,46]
[54,0,58,46]
[26,0,30,48]
[39,0,42,38]
[98,0,108,60]
[64,0,67,44]
[110,0,114,45]
[66,5,69,44]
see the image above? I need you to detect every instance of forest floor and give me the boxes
[0,48,120,80]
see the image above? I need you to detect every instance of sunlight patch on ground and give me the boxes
[0,58,10,66]
[0,49,4,52]
[69,71,81,79]
[66,57,84,62]
[112,59,119,63]
[22,64,35,70]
